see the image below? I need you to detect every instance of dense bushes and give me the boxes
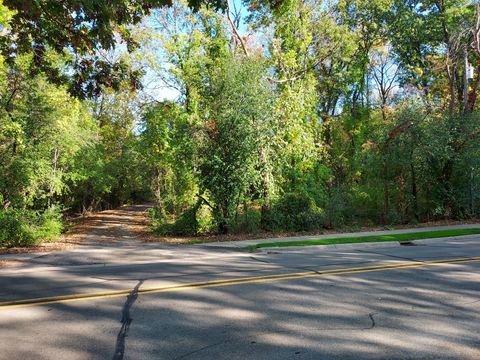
[151,201,215,236]
[0,207,63,248]
[150,193,326,235]
[263,194,325,232]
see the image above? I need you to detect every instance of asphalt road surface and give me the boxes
[0,236,479,359]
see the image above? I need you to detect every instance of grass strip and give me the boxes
[245,228,480,251]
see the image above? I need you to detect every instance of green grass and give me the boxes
[186,239,208,245]
[245,228,480,251]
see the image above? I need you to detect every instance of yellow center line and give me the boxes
[0,256,479,310]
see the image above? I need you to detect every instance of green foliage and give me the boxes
[0,58,98,210]
[263,193,325,232]
[0,207,63,248]
[155,207,199,236]
[2,0,480,244]
[142,0,480,235]
[229,208,262,234]
[34,207,64,241]
[151,202,214,236]
[0,209,34,247]
[1,0,229,98]
[198,56,272,231]
[0,53,151,246]
[139,102,196,217]
[0,0,14,26]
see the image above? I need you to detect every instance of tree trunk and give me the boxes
[466,62,480,112]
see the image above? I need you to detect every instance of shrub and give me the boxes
[152,203,214,236]
[161,206,199,236]
[0,207,63,248]
[263,193,325,232]
[230,208,261,234]
[148,207,165,229]
[34,206,64,241]
[196,205,215,234]
[0,209,35,247]
[323,187,349,228]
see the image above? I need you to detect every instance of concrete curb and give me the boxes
[248,235,479,253]
[199,223,480,248]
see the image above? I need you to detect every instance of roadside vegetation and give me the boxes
[0,207,63,248]
[246,228,480,251]
[1,0,480,247]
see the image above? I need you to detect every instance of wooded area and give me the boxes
[1,0,480,246]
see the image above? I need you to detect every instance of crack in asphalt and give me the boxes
[356,249,473,267]
[249,256,270,264]
[174,339,230,359]
[112,280,144,360]
[166,310,378,357]
[170,313,377,359]
[366,312,376,330]
[269,312,378,332]
[355,249,423,262]
[458,298,480,306]
[248,255,324,274]
[249,254,377,274]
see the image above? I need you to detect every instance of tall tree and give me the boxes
[0,0,228,98]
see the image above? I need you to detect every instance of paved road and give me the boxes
[0,235,479,359]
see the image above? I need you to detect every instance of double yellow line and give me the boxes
[1,256,479,310]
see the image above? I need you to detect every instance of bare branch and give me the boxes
[226,0,249,57]
[196,194,215,210]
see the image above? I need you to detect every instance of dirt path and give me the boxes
[66,204,153,246]
[0,204,153,257]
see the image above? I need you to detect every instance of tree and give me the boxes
[2,0,480,246]
[199,57,271,232]
[139,102,196,218]
[0,56,97,210]
[0,0,230,98]
[370,45,399,122]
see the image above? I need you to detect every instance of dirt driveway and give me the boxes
[0,204,153,259]
[65,204,153,245]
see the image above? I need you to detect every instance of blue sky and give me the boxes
[142,0,250,102]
